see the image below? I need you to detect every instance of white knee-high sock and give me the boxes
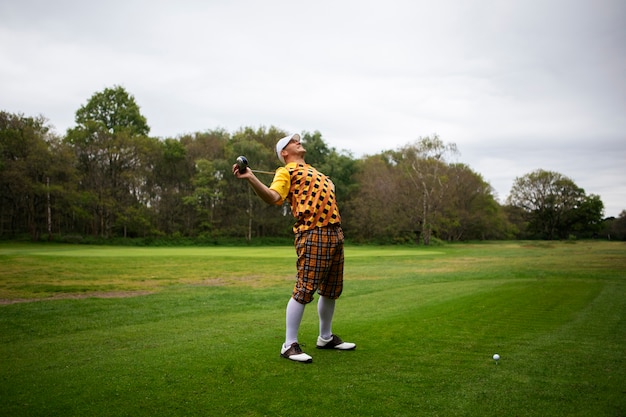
[285,297,305,347]
[318,296,336,340]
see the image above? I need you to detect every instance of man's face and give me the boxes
[283,138,306,153]
[285,137,303,149]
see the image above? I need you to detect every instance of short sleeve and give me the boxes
[269,166,290,205]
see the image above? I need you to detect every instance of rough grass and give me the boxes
[0,241,625,416]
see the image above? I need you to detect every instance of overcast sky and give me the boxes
[1,0,625,217]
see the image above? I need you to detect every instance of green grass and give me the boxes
[1,241,625,416]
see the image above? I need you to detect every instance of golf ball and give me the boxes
[493,354,500,361]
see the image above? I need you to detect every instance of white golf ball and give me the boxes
[493,354,500,361]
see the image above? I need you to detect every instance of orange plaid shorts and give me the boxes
[292,224,344,304]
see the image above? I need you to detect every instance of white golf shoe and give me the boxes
[316,334,356,350]
[280,342,313,363]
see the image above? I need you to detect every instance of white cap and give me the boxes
[276,133,300,164]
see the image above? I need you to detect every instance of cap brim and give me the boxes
[276,133,300,164]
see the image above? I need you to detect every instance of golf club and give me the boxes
[236,155,275,175]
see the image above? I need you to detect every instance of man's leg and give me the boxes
[315,226,355,351]
[318,295,335,340]
[285,296,305,346]
[280,296,312,363]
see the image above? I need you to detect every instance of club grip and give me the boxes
[236,156,248,174]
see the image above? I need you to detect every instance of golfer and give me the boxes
[232,133,356,363]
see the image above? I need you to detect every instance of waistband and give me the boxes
[295,223,342,236]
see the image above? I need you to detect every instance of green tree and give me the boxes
[506,169,602,239]
[114,134,161,238]
[301,131,330,166]
[566,194,604,238]
[396,135,459,245]
[0,112,76,240]
[74,85,149,136]
[149,138,194,235]
[607,210,626,240]
[0,112,50,239]
[439,163,506,241]
[65,86,153,237]
[183,159,227,236]
[180,129,229,164]
[345,154,409,243]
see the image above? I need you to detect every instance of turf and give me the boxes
[0,241,625,416]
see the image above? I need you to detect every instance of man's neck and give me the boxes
[286,157,306,165]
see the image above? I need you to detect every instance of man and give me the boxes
[232,133,355,363]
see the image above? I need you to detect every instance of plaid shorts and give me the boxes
[292,224,344,304]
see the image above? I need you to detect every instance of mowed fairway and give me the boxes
[1,241,625,416]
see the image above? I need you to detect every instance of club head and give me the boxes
[236,155,249,173]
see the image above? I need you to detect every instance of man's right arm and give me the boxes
[232,164,282,205]
[247,175,281,205]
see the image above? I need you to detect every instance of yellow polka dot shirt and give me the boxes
[270,162,341,233]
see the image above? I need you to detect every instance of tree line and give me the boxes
[1,86,624,244]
